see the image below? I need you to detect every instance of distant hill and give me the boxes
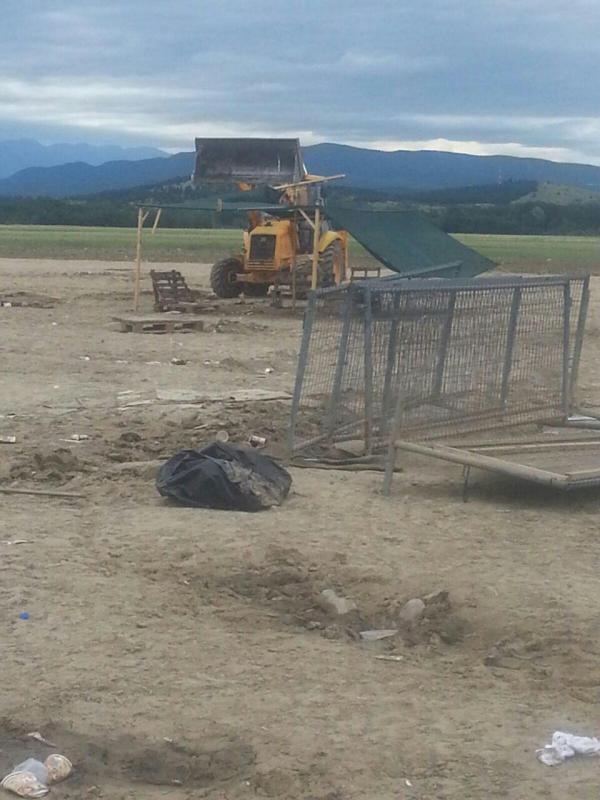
[0,138,166,180]
[3,141,600,197]
[0,152,194,197]
[512,181,600,205]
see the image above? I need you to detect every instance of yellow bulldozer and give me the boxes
[192,138,348,298]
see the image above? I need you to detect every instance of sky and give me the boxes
[2,0,600,163]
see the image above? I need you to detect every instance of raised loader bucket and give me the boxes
[193,138,305,186]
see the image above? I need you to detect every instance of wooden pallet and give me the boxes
[350,265,382,281]
[150,269,202,312]
[113,314,205,334]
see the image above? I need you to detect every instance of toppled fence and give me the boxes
[289,275,590,455]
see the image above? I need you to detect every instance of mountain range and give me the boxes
[2,139,600,197]
[0,139,166,181]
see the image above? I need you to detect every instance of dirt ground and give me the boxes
[3,258,600,799]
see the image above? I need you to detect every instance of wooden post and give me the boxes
[133,207,143,312]
[291,209,297,309]
[311,205,321,291]
[133,208,150,311]
[152,208,162,234]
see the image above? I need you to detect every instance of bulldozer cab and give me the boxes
[193,138,305,187]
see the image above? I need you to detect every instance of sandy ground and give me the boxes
[2,258,600,799]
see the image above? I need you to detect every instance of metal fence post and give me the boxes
[562,282,572,418]
[569,276,590,407]
[288,293,317,455]
[432,290,457,400]
[382,292,401,433]
[363,285,374,454]
[326,288,353,438]
[500,286,522,406]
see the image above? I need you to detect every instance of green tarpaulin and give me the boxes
[326,204,495,278]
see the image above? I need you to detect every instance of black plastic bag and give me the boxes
[156,442,292,511]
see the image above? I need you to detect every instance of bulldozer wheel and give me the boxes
[318,241,342,287]
[242,283,269,297]
[210,257,243,298]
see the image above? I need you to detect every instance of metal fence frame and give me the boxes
[289,275,590,456]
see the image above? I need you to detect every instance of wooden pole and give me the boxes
[152,208,162,234]
[134,207,143,311]
[394,440,570,488]
[0,487,85,499]
[311,205,321,291]
[291,209,297,309]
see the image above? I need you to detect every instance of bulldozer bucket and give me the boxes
[193,138,305,186]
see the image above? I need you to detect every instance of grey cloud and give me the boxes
[1,0,600,161]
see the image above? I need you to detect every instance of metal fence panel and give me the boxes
[290,275,589,454]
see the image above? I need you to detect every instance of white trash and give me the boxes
[537,731,600,766]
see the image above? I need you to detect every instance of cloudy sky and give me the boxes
[2,0,600,163]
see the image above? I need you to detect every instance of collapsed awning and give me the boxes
[326,204,495,278]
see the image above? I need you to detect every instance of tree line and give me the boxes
[1,182,600,235]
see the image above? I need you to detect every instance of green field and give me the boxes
[0,224,598,273]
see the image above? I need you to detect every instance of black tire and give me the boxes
[242,283,269,297]
[210,257,243,298]
[318,241,342,287]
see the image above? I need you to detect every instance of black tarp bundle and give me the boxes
[156,442,292,511]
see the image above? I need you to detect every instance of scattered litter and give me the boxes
[264,367,274,374]
[67,434,89,442]
[359,629,398,641]
[248,435,267,448]
[405,779,413,787]
[51,323,57,327]
[1,754,72,797]
[78,356,91,362]
[117,390,136,396]
[156,442,292,511]
[1,768,48,797]
[318,589,358,616]
[115,360,129,364]
[170,358,187,366]
[1,301,13,308]
[537,731,600,766]
[215,430,230,442]
[27,733,56,748]
[44,755,72,784]
[145,361,162,366]
[399,598,426,623]
[0,436,17,444]
[375,655,404,662]
[19,612,29,620]
[3,540,31,546]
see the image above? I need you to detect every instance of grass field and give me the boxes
[0,224,598,273]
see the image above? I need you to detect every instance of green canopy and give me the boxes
[326,204,495,278]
